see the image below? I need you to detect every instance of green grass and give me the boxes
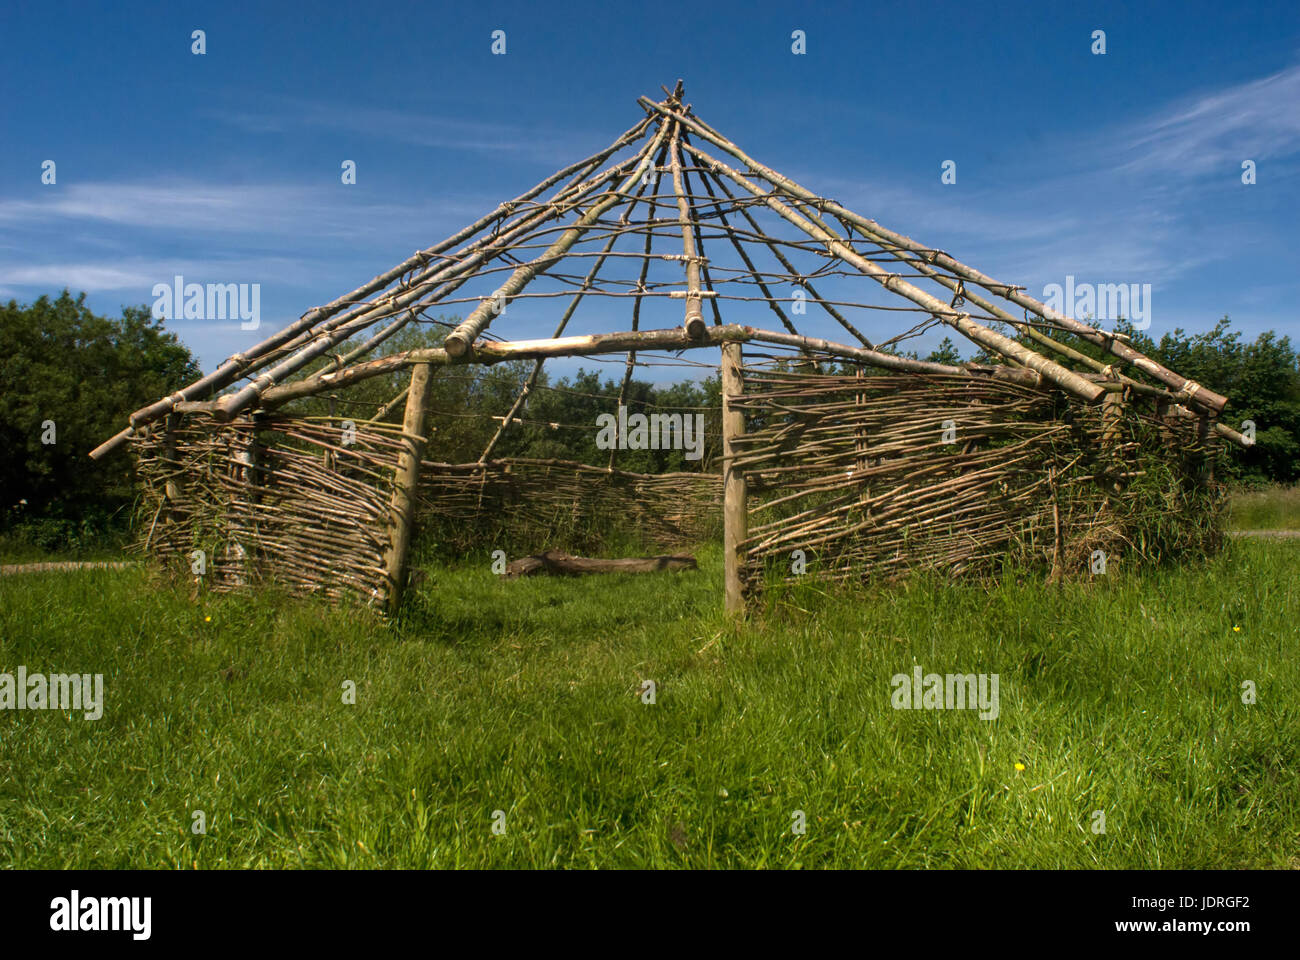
[1,539,1298,868]
[1228,484,1300,531]
[0,533,132,565]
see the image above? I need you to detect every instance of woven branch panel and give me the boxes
[133,414,401,603]
[129,363,1223,609]
[133,416,722,604]
[736,365,1224,595]
[416,458,722,554]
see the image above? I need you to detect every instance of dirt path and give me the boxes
[0,560,139,575]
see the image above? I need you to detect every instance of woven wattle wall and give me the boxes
[133,416,721,606]
[735,364,1225,595]
[415,458,722,554]
[132,414,400,604]
[129,361,1224,609]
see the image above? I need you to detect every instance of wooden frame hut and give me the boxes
[92,83,1247,613]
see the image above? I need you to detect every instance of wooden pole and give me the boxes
[381,362,437,614]
[251,322,1048,410]
[854,366,868,473]
[374,385,410,423]
[443,120,670,357]
[163,413,183,508]
[686,143,1107,405]
[641,96,1227,415]
[324,396,337,472]
[146,413,186,556]
[1047,466,1064,585]
[226,411,267,586]
[1101,390,1125,453]
[722,340,747,614]
[94,114,656,451]
[1196,414,1215,488]
[667,120,707,339]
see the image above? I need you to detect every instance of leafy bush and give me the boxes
[0,291,198,548]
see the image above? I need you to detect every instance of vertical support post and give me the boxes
[245,410,267,523]
[1101,388,1126,494]
[163,413,183,507]
[324,395,337,472]
[1195,414,1214,487]
[251,411,268,491]
[227,413,264,585]
[722,340,747,614]
[1101,390,1124,450]
[382,362,437,615]
[154,413,185,557]
[1047,466,1064,585]
[854,365,868,473]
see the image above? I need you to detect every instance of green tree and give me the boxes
[924,336,963,366]
[0,291,200,536]
[999,313,1299,485]
[1116,317,1300,484]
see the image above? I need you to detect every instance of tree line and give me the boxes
[2,291,1296,550]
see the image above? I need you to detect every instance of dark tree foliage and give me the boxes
[840,318,1297,486]
[1030,315,1300,485]
[924,336,963,366]
[505,367,721,471]
[1114,317,1300,485]
[0,291,199,539]
[296,321,723,470]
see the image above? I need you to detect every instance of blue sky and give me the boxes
[2,0,1298,380]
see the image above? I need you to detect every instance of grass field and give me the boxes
[1227,484,1300,532]
[2,534,1298,869]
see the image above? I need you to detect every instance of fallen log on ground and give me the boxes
[504,549,698,579]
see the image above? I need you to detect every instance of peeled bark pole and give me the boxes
[163,413,183,506]
[503,550,697,578]
[247,322,1049,412]
[641,96,1226,415]
[443,121,670,356]
[86,115,656,459]
[688,143,1106,406]
[1196,415,1215,488]
[381,362,436,614]
[226,413,266,586]
[1101,391,1125,453]
[722,340,748,614]
[668,121,707,339]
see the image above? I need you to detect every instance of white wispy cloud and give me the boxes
[776,61,1300,303]
[1115,64,1300,177]
[0,256,313,293]
[207,95,600,166]
[0,263,159,291]
[0,180,489,238]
